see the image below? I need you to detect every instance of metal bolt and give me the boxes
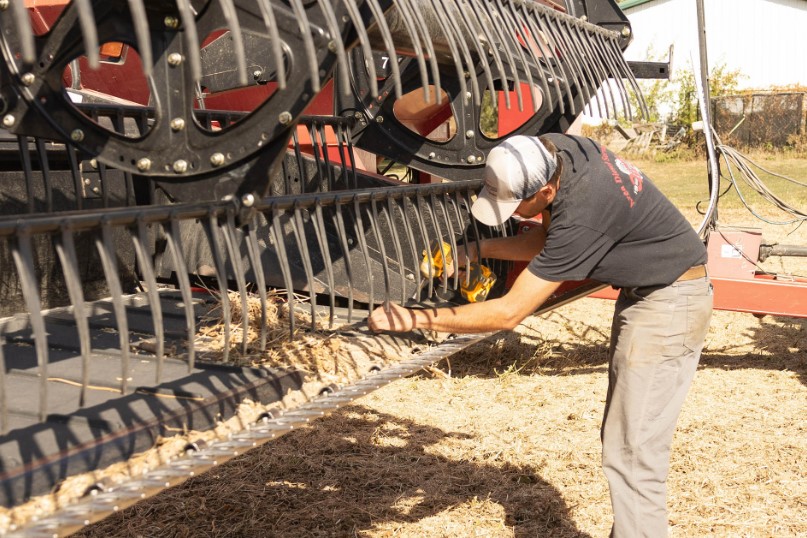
[327,41,337,53]
[173,159,189,173]
[465,130,475,138]
[466,155,477,164]
[20,73,34,86]
[136,158,152,171]
[90,158,98,169]
[2,114,14,127]
[278,111,292,125]
[70,129,84,142]
[241,193,255,207]
[621,26,631,38]
[210,152,225,167]
[375,115,384,123]
[91,186,101,194]
[170,117,185,131]
[580,15,588,21]
[252,69,262,80]
[465,92,472,100]
[428,152,436,159]
[164,16,180,29]
[83,177,91,186]
[167,53,183,66]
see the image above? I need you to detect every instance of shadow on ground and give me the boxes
[76,408,592,538]
[447,310,807,386]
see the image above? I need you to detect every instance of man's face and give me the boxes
[514,192,548,219]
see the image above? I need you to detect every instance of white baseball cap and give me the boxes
[471,135,557,226]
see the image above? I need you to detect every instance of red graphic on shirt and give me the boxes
[614,157,644,195]
[600,145,635,207]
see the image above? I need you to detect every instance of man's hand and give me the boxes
[445,242,479,279]
[368,303,419,333]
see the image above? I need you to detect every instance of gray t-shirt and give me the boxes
[527,134,707,289]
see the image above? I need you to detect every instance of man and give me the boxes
[368,134,713,537]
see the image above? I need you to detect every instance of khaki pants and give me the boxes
[602,277,713,538]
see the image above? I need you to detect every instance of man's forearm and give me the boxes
[411,299,522,334]
[476,227,546,262]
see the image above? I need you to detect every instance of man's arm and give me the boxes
[368,268,562,334]
[454,223,547,272]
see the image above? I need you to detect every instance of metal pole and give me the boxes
[696,0,720,229]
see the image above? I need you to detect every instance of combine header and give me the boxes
[0,0,652,534]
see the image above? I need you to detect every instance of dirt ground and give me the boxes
[76,294,806,538]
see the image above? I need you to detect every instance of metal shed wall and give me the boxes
[621,0,807,89]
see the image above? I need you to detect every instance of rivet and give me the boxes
[136,158,152,171]
[466,155,477,164]
[167,53,183,66]
[70,129,84,142]
[170,117,185,131]
[90,158,98,169]
[210,152,225,166]
[375,115,384,123]
[328,41,337,53]
[278,111,292,125]
[428,152,436,159]
[164,16,180,29]
[91,186,101,194]
[621,26,631,37]
[252,69,262,79]
[83,177,91,186]
[2,114,15,127]
[173,159,189,173]
[465,92,472,100]
[581,15,588,21]
[20,73,34,86]
[465,130,475,138]
[241,193,255,207]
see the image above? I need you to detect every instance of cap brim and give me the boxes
[471,187,522,226]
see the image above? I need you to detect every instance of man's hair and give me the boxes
[539,136,563,184]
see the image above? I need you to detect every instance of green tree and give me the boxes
[673,62,744,127]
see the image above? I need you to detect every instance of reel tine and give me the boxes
[335,122,350,187]
[385,196,407,306]
[176,0,203,84]
[127,0,153,77]
[390,0,430,101]
[412,194,434,298]
[434,193,458,291]
[574,22,616,119]
[352,195,375,312]
[498,0,538,110]
[245,218,268,352]
[269,205,297,338]
[595,31,632,120]
[289,0,322,93]
[96,222,131,394]
[221,210,250,354]
[11,230,49,421]
[562,18,605,117]
[18,138,35,213]
[10,0,34,64]
[219,0,249,87]
[402,0,442,104]
[424,192,448,294]
[332,201,355,322]
[308,123,325,191]
[341,0,379,98]
[365,0,403,98]
[290,203,318,328]
[453,0,496,111]
[368,196,391,307]
[534,7,586,115]
[432,0,479,106]
[398,196,421,301]
[315,0,350,96]
[54,227,92,408]
[201,211,231,363]
[256,0,286,89]
[466,0,510,110]
[318,123,335,192]
[312,200,336,328]
[422,0,466,104]
[33,139,53,213]
[67,146,84,211]
[479,0,519,111]
[165,214,196,371]
[132,216,166,383]
[503,0,554,114]
[74,0,99,69]
[523,4,574,115]
[291,128,307,194]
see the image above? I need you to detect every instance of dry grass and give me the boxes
[74,299,806,538]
